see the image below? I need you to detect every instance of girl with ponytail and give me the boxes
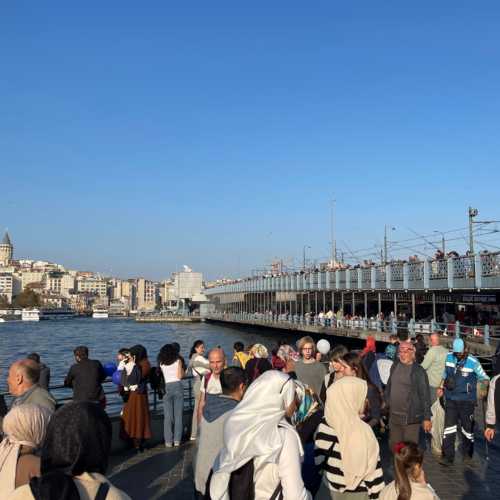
[380,442,439,500]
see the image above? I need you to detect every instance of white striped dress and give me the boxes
[315,420,385,499]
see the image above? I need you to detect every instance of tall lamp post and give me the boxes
[383,226,396,264]
[302,245,311,271]
[433,230,446,254]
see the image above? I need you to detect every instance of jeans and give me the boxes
[163,381,184,444]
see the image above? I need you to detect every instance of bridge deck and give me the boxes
[108,432,500,500]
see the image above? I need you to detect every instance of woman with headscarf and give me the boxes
[0,404,51,497]
[315,377,385,499]
[210,370,312,500]
[9,401,130,500]
[120,344,152,452]
[244,344,272,384]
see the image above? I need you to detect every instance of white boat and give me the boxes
[92,306,109,319]
[22,308,76,321]
[22,309,41,321]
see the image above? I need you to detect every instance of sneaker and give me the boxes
[173,441,180,447]
[165,442,173,448]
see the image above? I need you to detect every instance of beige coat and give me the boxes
[380,480,439,500]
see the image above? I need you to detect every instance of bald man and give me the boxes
[8,359,56,413]
[196,348,226,425]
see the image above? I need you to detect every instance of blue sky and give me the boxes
[2,2,500,280]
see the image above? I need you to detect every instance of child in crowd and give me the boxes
[380,442,439,500]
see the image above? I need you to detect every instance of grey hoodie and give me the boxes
[194,394,239,495]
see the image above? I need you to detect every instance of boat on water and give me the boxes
[22,307,76,321]
[92,306,109,319]
[0,309,22,322]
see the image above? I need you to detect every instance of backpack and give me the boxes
[205,459,283,500]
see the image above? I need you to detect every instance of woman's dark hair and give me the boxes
[189,340,204,358]
[328,344,348,362]
[30,401,112,500]
[130,344,148,362]
[118,347,130,356]
[233,341,244,352]
[342,352,381,399]
[394,442,424,500]
[158,344,178,366]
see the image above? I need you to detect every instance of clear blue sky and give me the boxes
[2,2,500,280]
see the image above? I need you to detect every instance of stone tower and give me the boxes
[0,231,13,266]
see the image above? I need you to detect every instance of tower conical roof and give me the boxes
[2,231,12,246]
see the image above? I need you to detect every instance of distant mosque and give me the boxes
[0,230,13,266]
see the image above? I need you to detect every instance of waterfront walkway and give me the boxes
[108,431,500,500]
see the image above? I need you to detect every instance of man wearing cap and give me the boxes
[437,338,489,465]
[385,340,432,451]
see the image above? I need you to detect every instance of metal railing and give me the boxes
[207,312,500,345]
[1,376,196,418]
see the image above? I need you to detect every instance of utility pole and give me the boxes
[330,198,337,263]
[384,225,388,265]
[433,230,446,254]
[468,206,478,254]
[302,245,311,271]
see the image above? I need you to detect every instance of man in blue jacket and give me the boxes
[437,338,489,465]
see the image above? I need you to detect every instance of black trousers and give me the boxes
[442,399,475,460]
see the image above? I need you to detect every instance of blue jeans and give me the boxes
[163,381,183,444]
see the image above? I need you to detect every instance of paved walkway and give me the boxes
[108,431,500,500]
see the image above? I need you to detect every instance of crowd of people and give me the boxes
[0,331,498,499]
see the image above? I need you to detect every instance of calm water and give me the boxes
[0,318,304,392]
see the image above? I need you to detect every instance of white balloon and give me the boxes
[317,339,331,355]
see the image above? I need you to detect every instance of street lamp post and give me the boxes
[433,230,446,254]
[302,245,311,271]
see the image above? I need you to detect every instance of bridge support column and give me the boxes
[432,293,436,320]
[323,291,326,312]
[315,292,318,315]
[364,292,368,318]
[308,293,311,313]
[411,293,416,320]
[393,293,397,316]
[332,292,335,312]
[378,292,382,314]
[341,292,344,315]
[352,292,355,317]
[301,293,304,316]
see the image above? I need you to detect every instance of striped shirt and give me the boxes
[314,420,385,499]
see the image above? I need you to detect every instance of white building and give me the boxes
[173,267,203,300]
[76,277,108,297]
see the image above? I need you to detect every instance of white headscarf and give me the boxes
[325,377,380,490]
[0,404,52,497]
[210,370,302,500]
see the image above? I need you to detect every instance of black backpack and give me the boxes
[205,459,282,500]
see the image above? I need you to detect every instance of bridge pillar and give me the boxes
[393,292,397,316]
[403,263,409,290]
[447,258,454,290]
[411,293,416,320]
[364,292,368,318]
[332,291,335,313]
[315,292,318,314]
[484,324,490,345]
[352,292,355,317]
[432,292,436,320]
[341,292,345,315]
[475,254,482,289]
[424,259,430,289]
[378,292,382,314]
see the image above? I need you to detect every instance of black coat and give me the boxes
[384,362,431,424]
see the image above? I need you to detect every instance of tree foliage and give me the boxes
[13,290,41,308]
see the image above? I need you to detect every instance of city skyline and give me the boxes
[2,2,500,279]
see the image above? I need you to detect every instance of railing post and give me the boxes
[371,267,376,290]
[403,263,409,290]
[431,319,437,332]
[484,324,490,345]
[377,319,382,332]
[475,254,482,289]
[386,264,392,289]
[391,319,397,335]
[409,318,415,338]
[455,320,460,338]
[424,259,430,290]
[447,258,454,290]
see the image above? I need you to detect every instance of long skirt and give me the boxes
[121,391,152,440]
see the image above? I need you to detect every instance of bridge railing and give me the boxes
[208,312,499,345]
[205,251,500,294]
[0,376,196,418]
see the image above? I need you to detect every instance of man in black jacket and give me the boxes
[385,340,432,451]
[64,345,106,405]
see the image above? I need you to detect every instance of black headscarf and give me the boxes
[29,401,112,500]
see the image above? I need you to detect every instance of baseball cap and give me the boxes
[453,338,465,354]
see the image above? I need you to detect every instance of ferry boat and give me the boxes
[92,306,109,319]
[22,308,76,321]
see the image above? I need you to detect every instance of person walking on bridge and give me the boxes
[438,338,489,465]
[420,333,448,404]
[384,341,432,451]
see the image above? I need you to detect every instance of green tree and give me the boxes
[13,290,41,308]
[0,294,10,308]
